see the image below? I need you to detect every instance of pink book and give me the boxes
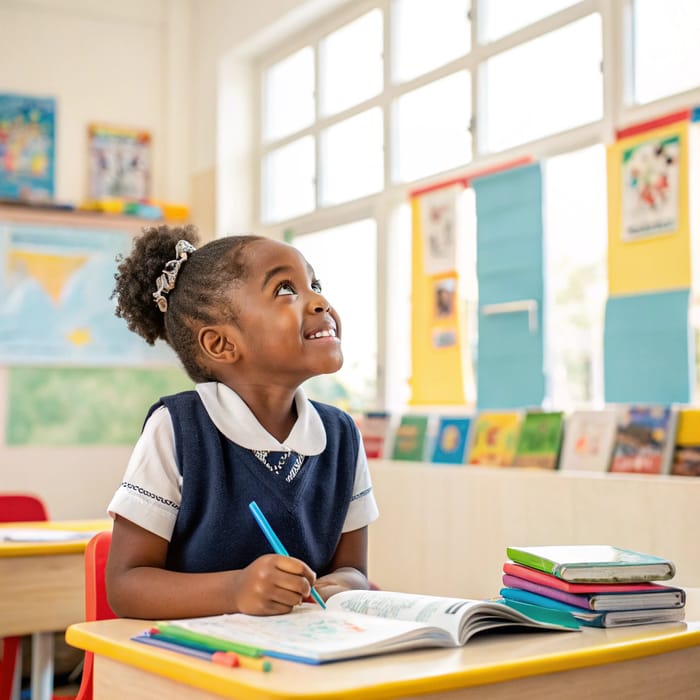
[502,562,672,593]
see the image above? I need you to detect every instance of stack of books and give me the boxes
[499,544,686,627]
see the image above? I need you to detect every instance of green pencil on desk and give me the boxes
[248,501,327,609]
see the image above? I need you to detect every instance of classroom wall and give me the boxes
[0,0,346,518]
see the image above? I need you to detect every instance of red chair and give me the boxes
[0,494,49,700]
[73,531,116,700]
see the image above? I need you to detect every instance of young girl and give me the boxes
[106,224,378,619]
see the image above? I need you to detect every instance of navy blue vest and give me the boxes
[151,391,358,576]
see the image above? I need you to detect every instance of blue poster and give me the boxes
[0,93,56,201]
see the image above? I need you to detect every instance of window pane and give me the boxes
[261,137,314,223]
[633,0,700,104]
[392,0,470,83]
[320,10,383,116]
[480,0,579,42]
[482,15,602,153]
[262,47,314,142]
[320,108,383,206]
[394,70,471,183]
[294,221,378,410]
[544,145,607,409]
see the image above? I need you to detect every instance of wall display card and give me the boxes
[0,92,55,201]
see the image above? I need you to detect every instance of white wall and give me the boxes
[0,0,347,519]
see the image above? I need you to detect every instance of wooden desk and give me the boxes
[66,590,700,700]
[0,520,111,700]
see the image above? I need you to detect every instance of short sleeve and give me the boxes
[107,406,182,541]
[342,428,379,532]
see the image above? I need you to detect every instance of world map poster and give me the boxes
[0,222,173,364]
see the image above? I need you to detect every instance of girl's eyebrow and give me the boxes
[261,262,316,289]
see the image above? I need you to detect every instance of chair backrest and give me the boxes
[75,530,116,700]
[0,493,49,523]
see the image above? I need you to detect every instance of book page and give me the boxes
[168,605,455,662]
[0,528,96,542]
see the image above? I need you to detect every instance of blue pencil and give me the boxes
[248,500,327,609]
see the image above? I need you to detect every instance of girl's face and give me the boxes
[228,239,343,385]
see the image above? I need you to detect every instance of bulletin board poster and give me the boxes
[88,124,151,200]
[607,121,690,296]
[0,222,174,365]
[621,134,681,241]
[0,93,56,201]
[420,184,461,275]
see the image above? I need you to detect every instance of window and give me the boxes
[481,14,603,152]
[251,2,699,412]
[392,0,471,83]
[479,0,580,42]
[632,0,700,104]
[320,108,384,206]
[544,145,607,409]
[319,10,383,116]
[293,220,378,411]
[262,47,314,142]
[393,70,471,183]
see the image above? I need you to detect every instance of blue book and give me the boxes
[431,417,471,464]
[500,588,685,628]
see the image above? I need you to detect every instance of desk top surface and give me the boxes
[0,519,111,557]
[67,590,700,700]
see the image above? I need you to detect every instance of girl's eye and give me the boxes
[276,282,296,296]
[311,280,322,293]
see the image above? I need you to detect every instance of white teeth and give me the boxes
[309,329,336,339]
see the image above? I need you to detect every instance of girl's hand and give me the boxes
[232,553,316,615]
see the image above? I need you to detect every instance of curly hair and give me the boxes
[112,224,263,382]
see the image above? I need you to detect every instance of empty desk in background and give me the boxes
[66,589,700,700]
[0,520,111,700]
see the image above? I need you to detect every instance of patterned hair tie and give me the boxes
[153,239,196,312]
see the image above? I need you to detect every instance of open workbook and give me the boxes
[157,589,578,665]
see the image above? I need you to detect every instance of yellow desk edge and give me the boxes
[0,519,111,556]
[65,619,700,700]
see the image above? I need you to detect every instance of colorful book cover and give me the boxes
[558,409,618,472]
[430,416,471,465]
[501,574,685,611]
[500,591,685,627]
[512,411,564,469]
[502,562,672,594]
[467,411,522,466]
[0,92,56,201]
[358,411,392,460]
[608,405,678,475]
[671,408,700,476]
[391,415,429,462]
[505,544,676,583]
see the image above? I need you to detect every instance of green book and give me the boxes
[391,415,429,461]
[513,411,564,469]
[505,545,676,583]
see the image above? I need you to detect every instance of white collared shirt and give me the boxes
[108,383,379,541]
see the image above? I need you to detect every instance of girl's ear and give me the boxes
[198,326,239,363]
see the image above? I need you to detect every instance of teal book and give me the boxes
[391,415,430,461]
[505,545,676,583]
[431,417,471,464]
[500,589,685,628]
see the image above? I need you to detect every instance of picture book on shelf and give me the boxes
[149,589,578,665]
[608,405,678,475]
[501,592,685,628]
[391,415,430,461]
[558,409,618,472]
[671,407,700,476]
[431,416,472,464]
[505,545,676,583]
[467,410,522,466]
[512,411,564,469]
[358,411,393,459]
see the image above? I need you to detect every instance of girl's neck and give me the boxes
[228,383,298,443]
